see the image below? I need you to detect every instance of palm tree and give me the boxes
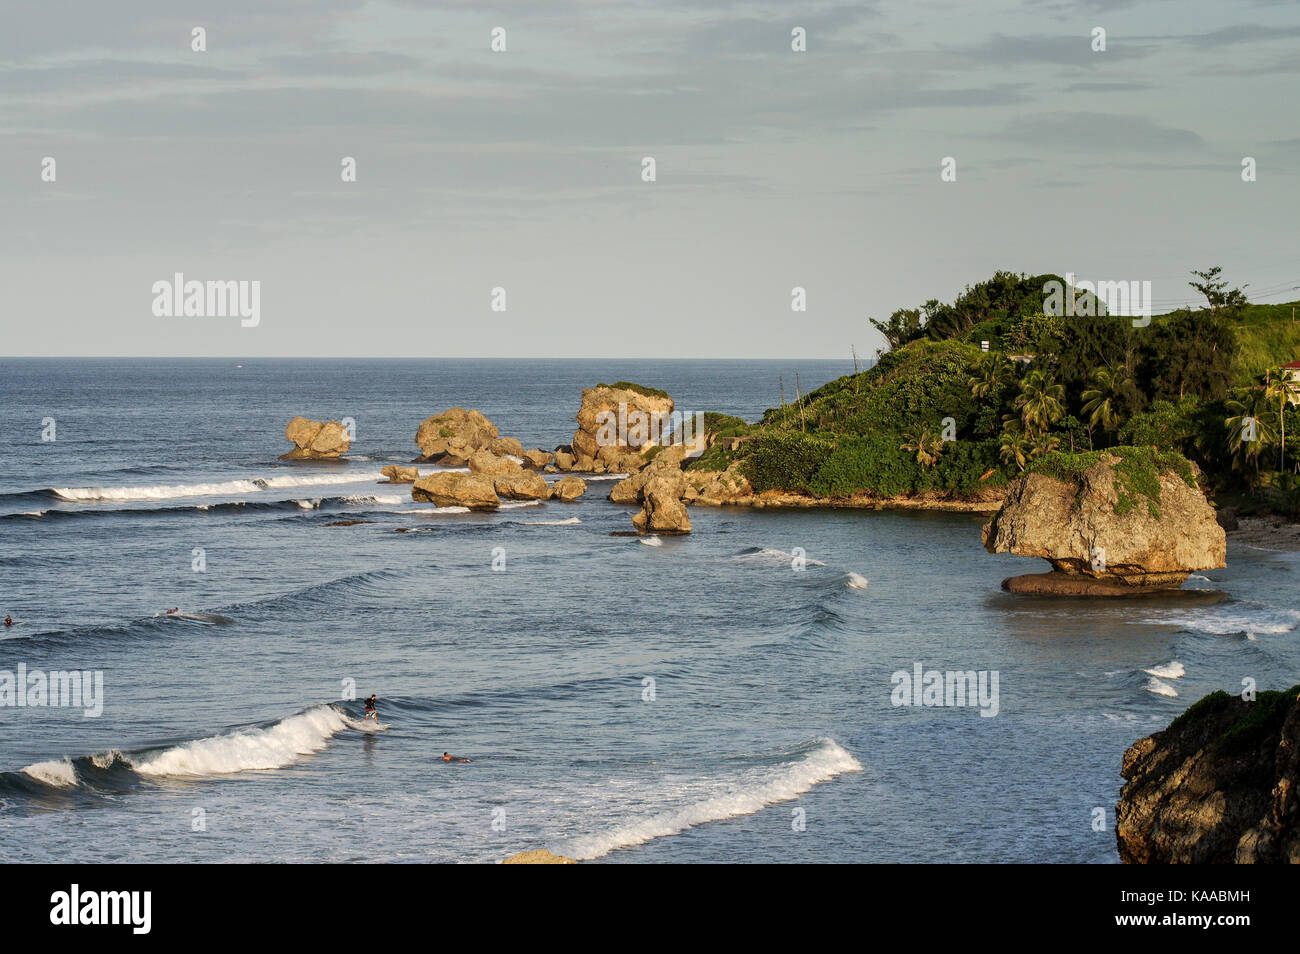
[1080,366,1126,445]
[1028,431,1061,461]
[968,354,1010,400]
[900,424,944,467]
[1264,368,1300,473]
[1013,369,1065,437]
[1225,385,1279,488]
[999,420,1030,472]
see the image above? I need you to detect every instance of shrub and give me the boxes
[740,432,835,493]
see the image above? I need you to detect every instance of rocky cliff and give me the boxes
[1117,686,1300,863]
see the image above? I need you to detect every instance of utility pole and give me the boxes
[795,372,806,432]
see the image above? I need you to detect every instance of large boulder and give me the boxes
[380,465,419,484]
[280,417,350,460]
[414,408,499,465]
[548,476,587,502]
[411,472,500,510]
[570,384,675,460]
[632,472,692,534]
[684,461,752,505]
[494,472,550,500]
[982,450,1225,593]
[468,449,523,476]
[1117,686,1300,863]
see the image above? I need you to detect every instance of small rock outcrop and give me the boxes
[468,450,523,476]
[414,408,499,466]
[1117,686,1300,863]
[502,849,576,865]
[982,450,1225,594]
[280,417,350,460]
[632,470,692,534]
[494,472,549,500]
[380,465,419,484]
[522,449,554,470]
[487,436,524,458]
[411,472,500,510]
[548,476,587,502]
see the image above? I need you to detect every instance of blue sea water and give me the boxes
[0,358,1296,863]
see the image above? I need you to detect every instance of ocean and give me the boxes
[1,358,1296,863]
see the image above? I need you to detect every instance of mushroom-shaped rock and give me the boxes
[982,449,1225,594]
[411,472,500,511]
[570,384,675,460]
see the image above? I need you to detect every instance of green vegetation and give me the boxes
[596,381,671,400]
[725,266,1300,511]
[1165,685,1300,751]
[1027,446,1196,518]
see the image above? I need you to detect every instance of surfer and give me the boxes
[441,752,471,763]
[364,694,378,722]
[3,615,11,627]
[165,608,179,615]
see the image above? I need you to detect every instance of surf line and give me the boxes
[0,664,103,717]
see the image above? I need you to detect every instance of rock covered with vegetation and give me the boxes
[982,447,1225,593]
[1117,685,1300,863]
[414,408,499,466]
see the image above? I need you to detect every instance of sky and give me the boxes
[1,0,1297,358]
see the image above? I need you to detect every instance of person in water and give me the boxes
[364,695,378,721]
[441,752,471,763]
[3,615,12,627]
[165,608,178,615]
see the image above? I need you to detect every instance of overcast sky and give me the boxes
[1,0,1297,358]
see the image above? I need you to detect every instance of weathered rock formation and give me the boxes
[1117,686,1300,863]
[380,465,419,484]
[548,476,587,502]
[487,436,524,458]
[414,408,499,466]
[468,449,523,476]
[281,417,350,460]
[982,452,1225,595]
[494,472,550,500]
[411,472,500,510]
[632,470,692,534]
[564,385,675,468]
[521,449,554,470]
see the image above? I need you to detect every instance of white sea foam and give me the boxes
[21,759,77,787]
[128,705,352,777]
[498,500,544,510]
[554,739,862,860]
[845,572,869,589]
[403,506,471,515]
[1140,608,1300,638]
[1145,677,1179,698]
[523,517,581,525]
[736,547,827,567]
[1144,661,1185,679]
[640,536,662,547]
[52,471,385,503]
